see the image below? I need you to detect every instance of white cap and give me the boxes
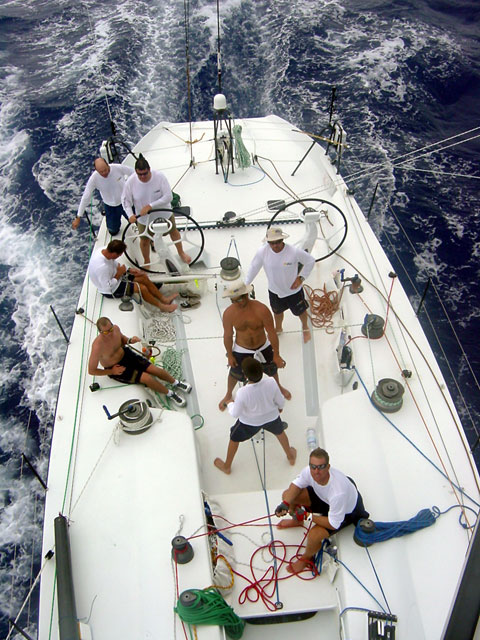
[222,281,253,299]
[264,227,289,242]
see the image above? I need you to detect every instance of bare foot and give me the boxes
[287,447,297,465]
[158,302,178,313]
[279,385,291,401]
[303,328,311,343]
[180,252,192,264]
[214,458,231,474]
[277,518,303,529]
[218,396,231,411]
[287,557,310,574]
[163,293,179,303]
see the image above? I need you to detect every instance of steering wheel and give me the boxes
[122,207,205,274]
[267,198,348,262]
[148,216,173,236]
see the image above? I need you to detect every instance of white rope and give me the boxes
[5,552,53,640]
[392,166,480,180]
[343,128,480,185]
[70,428,116,516]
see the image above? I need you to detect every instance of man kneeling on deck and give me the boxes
[214,357,296,474]
[275,447,369,574]
[88,317,192,407]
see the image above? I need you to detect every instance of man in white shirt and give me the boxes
[121,155,191,266]
[72,158,133,234]
[275,448,369,574]
[214,357,296,474]
[88,239,178,312]
[245,227,315,342]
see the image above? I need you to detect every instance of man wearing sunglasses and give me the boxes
[275,447,369,574]
[121,155,191,266]
[88,317,192,407]
[245,227,315,343]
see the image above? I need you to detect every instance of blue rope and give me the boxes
[354,367,480,508]
[354,508,437,545]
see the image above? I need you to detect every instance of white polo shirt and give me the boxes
[293,466,358,529]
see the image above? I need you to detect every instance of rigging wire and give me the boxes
[83,1,115,130]
[183,0,194,163]
[371,184,480,443]
[216,0,222,93]
[342,127,480,186]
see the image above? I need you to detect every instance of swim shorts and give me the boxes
[268,288,308,316]
[230,416,286,443]
[108,347,150,384]
[229,344,277,381]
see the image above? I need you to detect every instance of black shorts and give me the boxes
[229,344,277,381]
[269,288,308,316]
[230,416,285,442]
[306,479,369,532]
[108,347,150,384]
[104,274,135,299]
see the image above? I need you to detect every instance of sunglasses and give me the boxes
[309,462,328,470]
[101,326,114,335]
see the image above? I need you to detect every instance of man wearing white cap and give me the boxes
[218,280,290,411]
[245,227,315,342]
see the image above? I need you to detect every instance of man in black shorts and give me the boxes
[275,447,369,574]
[214,357,296,474]
[88,316,192,407]
[88,239,178,312]
[245,227,316,342]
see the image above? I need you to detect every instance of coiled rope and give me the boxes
[354,508,437,546]
[304,283,341,331]
[175,588,245,639]
[162,346,185,384]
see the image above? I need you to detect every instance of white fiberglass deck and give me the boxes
[39,116,480,640]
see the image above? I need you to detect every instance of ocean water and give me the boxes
[0,0,478,636]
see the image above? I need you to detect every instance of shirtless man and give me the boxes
[88,317,192,407]
[218,281,290,411]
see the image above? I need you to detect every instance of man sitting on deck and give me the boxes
[88,239,178,312]
[214,357,296,474]
[218,281,290,411]
[275,447,369,574]
[88,317,192,408]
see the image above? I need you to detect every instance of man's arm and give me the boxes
[291,248,316,288]
[261,305,285,369]
[121,179,135,220]
[222,308,237,368]
[275,482,303,516]
[244,247,264,285]
[73,173,96,229]
[88,341,115,376]
[149,172,172,211]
